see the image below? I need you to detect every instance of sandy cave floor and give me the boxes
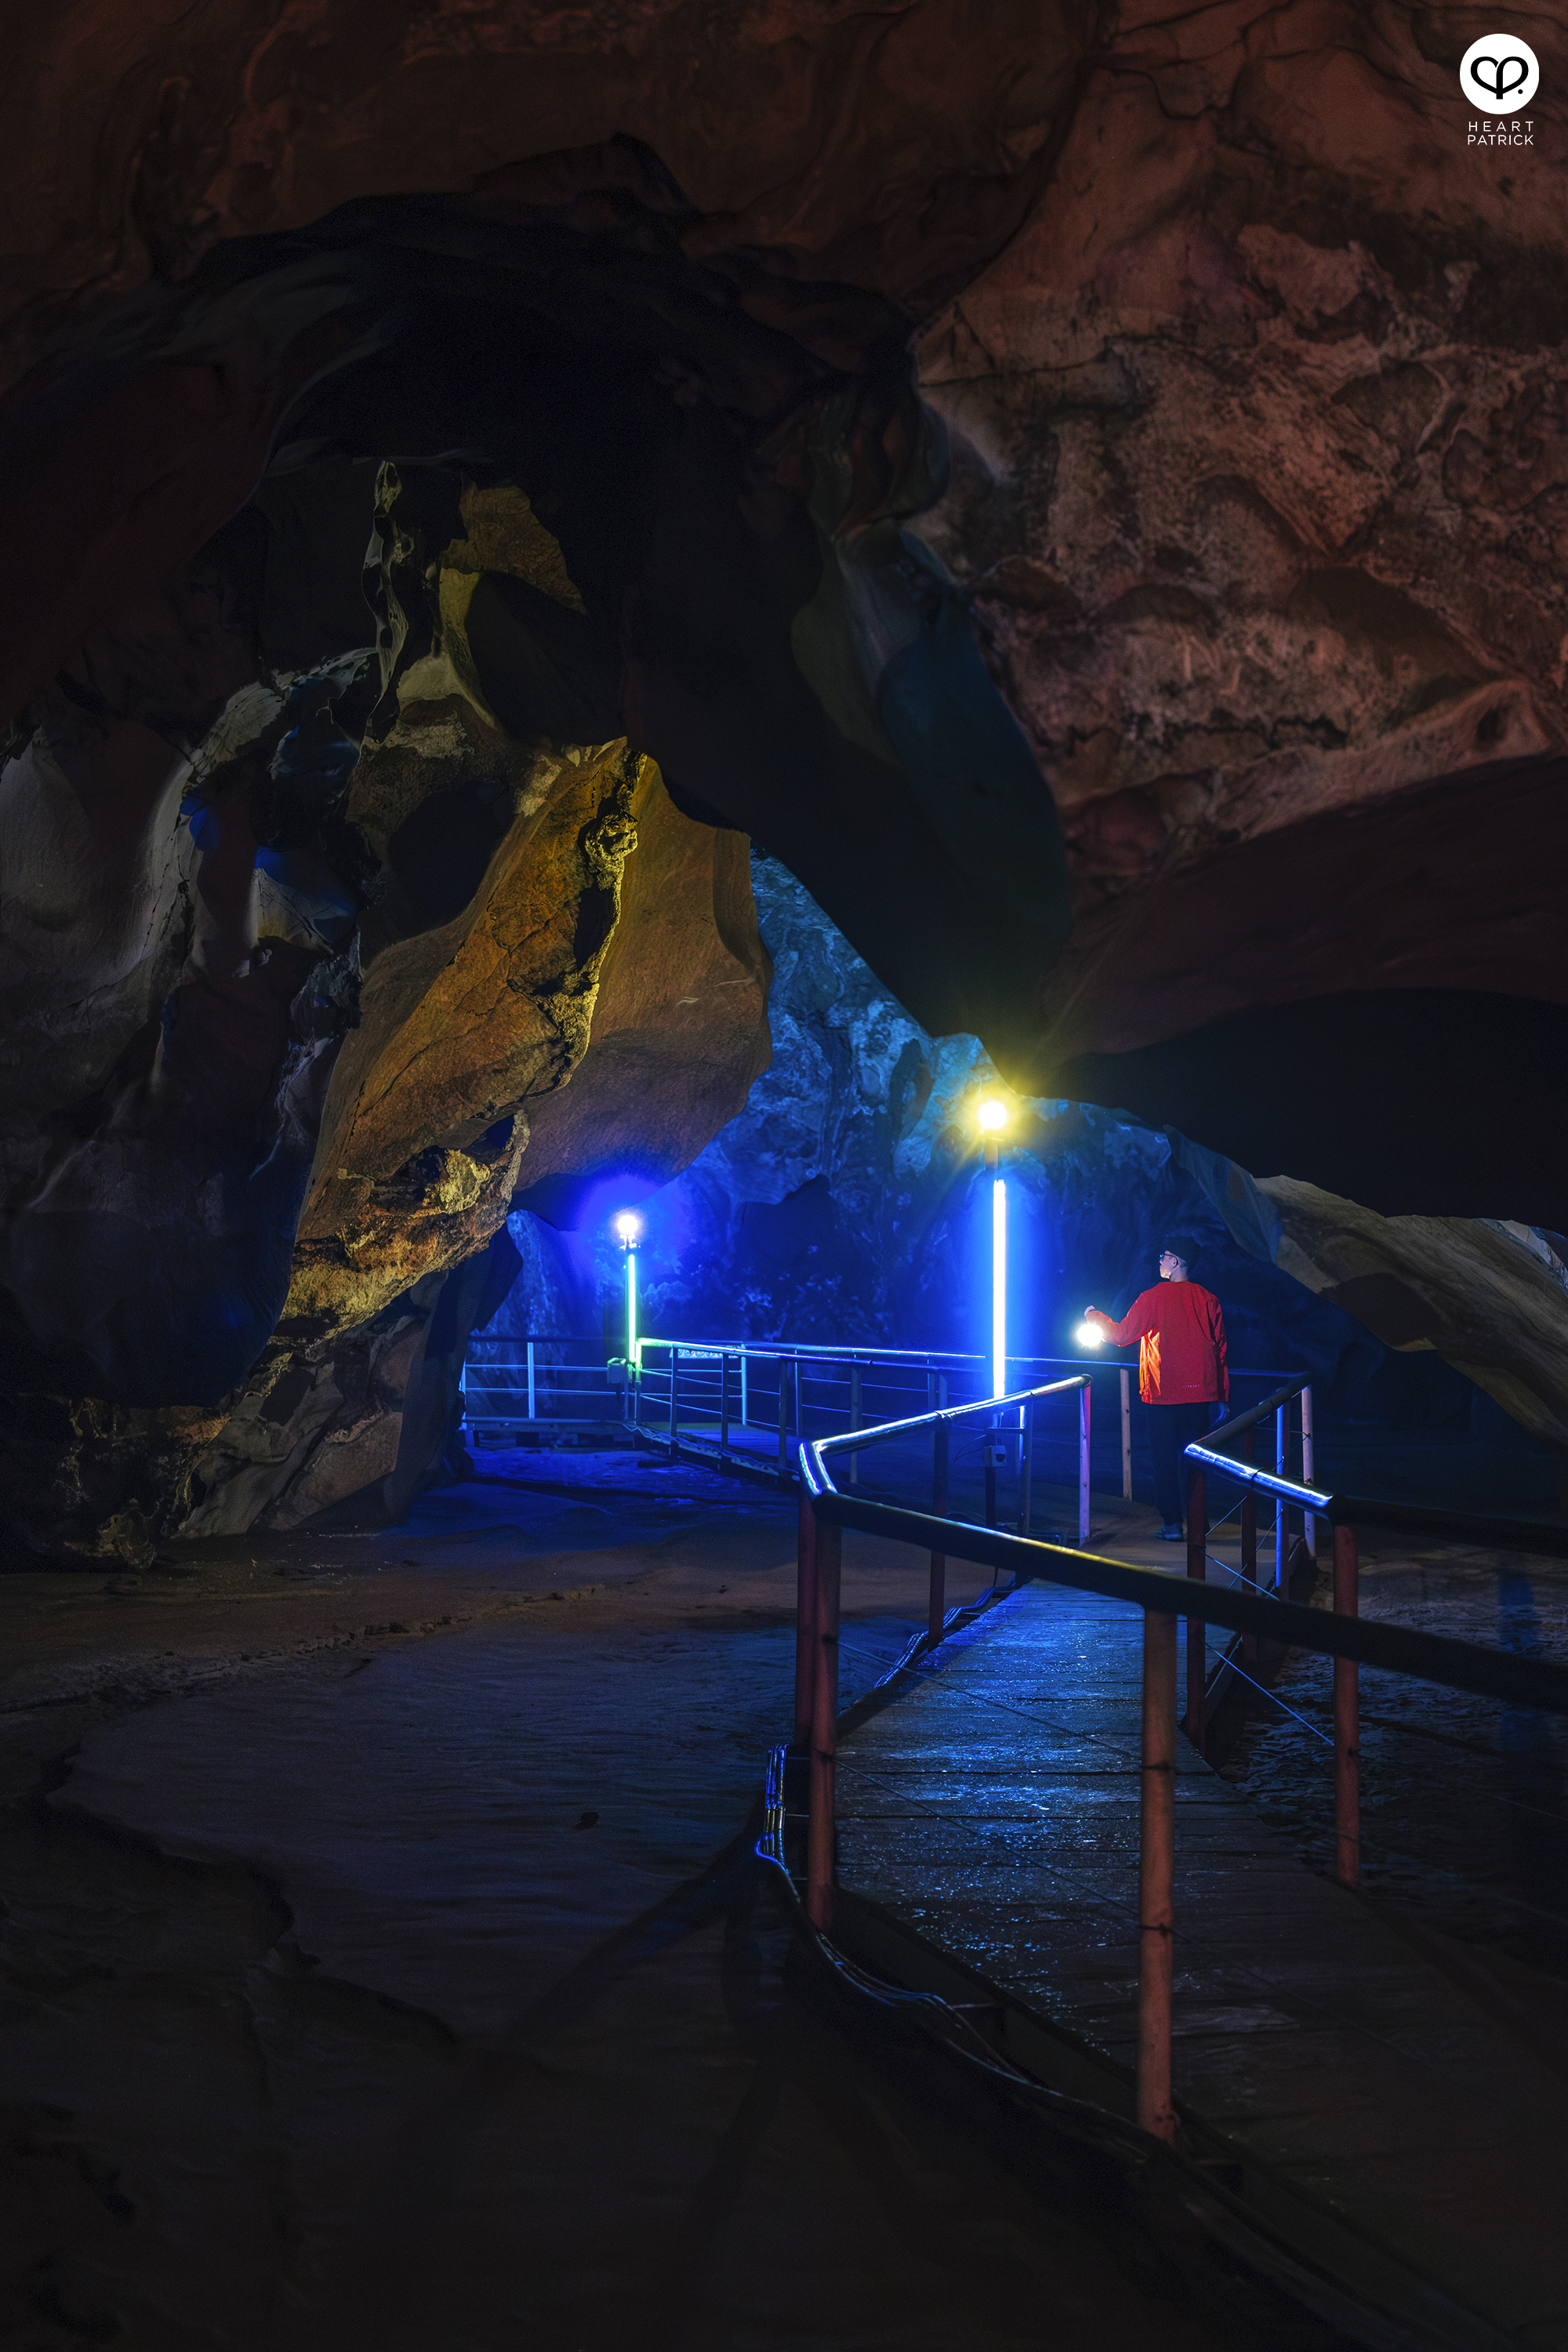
[0,1450,1315,2352]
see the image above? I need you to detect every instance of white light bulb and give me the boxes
[1076,1319,1104,1348]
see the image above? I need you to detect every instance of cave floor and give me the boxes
[0,1454,1320,2352]
[833,1544,1568,2350]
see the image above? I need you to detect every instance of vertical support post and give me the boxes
[1020,1396,1033,1535]
[1301,1385,1316,1559]
[527,1338,536,1425]
[1138,1606,1178,2145]
[794,1489,819,1745]
[807,1512,842,1929]
[1275,1403,1288,1589]
[777,1357,789,1472]
[1078,1380,1091,1547]
[1238,1425,1258,1668]
[720,1352,730,1457]
[929,1384,948,1644]
[984,1421,998,1530]
[1185,1470,1207,1753]
[848,1361,861,1486]
[1120,1367,1132,1501]
[1334,1523,1361,1889]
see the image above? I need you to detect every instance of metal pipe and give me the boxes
[741,1350,748,1430]
[777,1357,788,1472]
[1137,1606,1178,2144]
[1020,1396,1033,1536]
[849,1362,861,1486]
[807,1512,842,1928]
[1240,1426,1258,1665]
[984,1421,998,1529]
[1185,1469,1207,1753]
[1334,1523,1361,1889]
[1120,1367,1132,1500]
[720,1351,730,1456]
[527,1338,535,1425]
[929,1394,948,1643]
[670,1346,681,1453]
[1301,1384,1316,1558]
[1276,1403,1287,1588]
[794,1489,819,1745]
[798,1465,1568,1717]
[1078,1380,1091,1547]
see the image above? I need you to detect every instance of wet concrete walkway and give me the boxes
[834,1570,1568,2352]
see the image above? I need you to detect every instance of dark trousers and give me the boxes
[1149,1401,1214,1528]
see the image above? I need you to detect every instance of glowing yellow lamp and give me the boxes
[976,1098,1008,1134]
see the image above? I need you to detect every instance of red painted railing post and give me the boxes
[807,1512,842,1928]
[1138,1606,1178,2143]
[794,1487,819,1747]
[1334,1523,1361,1888]
[1185,1469,1207,1752]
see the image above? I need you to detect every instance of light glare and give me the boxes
[613,1210,643,1243]
[1076,1319,1104,1348]
[977,1098,1008,1134]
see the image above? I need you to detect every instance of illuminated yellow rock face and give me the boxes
[281,732,639,1338]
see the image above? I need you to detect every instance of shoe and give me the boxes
[1157,1523,1185,1541]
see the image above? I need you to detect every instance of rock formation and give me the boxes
[495,852,1568,1454]
[2,4,1566,1547]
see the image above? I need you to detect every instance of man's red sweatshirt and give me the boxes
[1087,1283,1229,1406]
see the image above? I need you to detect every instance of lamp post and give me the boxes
[976,1098,1009,1399]
[976,1096,1011,1529]
[613,1210,642,1423]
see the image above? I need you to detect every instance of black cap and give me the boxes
[1157,1236,1202,1270]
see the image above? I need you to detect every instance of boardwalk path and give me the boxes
[835,1572,1568,2352]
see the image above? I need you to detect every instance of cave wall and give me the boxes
[2,5,1564,1212]
[0,455,771,1554]
[4,5,1568,1548]
[481,851,1568,1465]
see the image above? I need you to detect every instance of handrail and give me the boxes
[791,1381,1568,2148]
[813,1374,1088,1454]
[637,1335,1308,1378]
[1188,1384,1568,1557]
[800,1483,1568,1712]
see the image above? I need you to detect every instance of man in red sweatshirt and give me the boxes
[1083,1237,1229,1541]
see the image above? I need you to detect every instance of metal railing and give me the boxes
[463,1334,626,1432]
[628,1334,1304,1497]
[791,1379,1568,2147]
[1182,1377,1568,1887]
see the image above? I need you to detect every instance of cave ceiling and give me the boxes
[3,1,1567,1503]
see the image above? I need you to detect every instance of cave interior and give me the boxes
[3,7,1568,2347]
